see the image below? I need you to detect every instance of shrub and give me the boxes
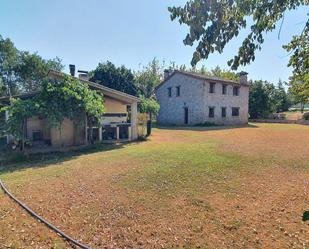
[303,112,309,120]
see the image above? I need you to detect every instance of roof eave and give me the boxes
[48,70,140,103]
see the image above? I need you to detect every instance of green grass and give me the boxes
[119,141,247,198]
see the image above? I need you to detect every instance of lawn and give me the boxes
[0,123,308,248]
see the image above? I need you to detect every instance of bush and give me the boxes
[269,113,286,120]
[303,112,309,120]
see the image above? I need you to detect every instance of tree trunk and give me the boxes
[146,112,152,137]
[59,124,62,147]
[301,102,304,113]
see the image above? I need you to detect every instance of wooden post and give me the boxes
[99,126,102,141]
[85,115,88,145]
[130,102,138,140]
[116,127,120,140]
[5,110,9,144]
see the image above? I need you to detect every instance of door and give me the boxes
[184,107,189,125]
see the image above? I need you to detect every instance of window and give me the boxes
[32,130,42,141]
[209,82,216,93]
[222,84,227,95]
[176,86,180,97]
[168,87,172,97]
[233,86,240,96]
[232,107,240,117]
[221,107,226,118]
[209,107,215,118]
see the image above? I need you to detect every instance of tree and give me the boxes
[272,80,291,112]
[0,35,64,96]
[139,96,160,120]
[17,51,63,92]
[1,98,38,150]
[283,25,309,112]
[168,1,309,69]
[0,35,20,96]
[134,58,163,98]
[287,77,309,112]
[90,61,137,96]
[249,80,291,118]
[207,66,239,81]
[1,76,105,150]
[139,96,160,136]
[249,80,273,119]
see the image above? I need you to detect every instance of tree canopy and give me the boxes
[139,96,160,117]
[1,76,105,149]
[0,35,63,97]
[249,80,291,118]
[168,0,309,69]
[17,51,63,93]
[90,61,137,96]
[134,58,162,98]
[0,35,20,96]
[284,25,309,112]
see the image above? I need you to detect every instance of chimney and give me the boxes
[78,70,89,81]
[239,71,248,85]
[164,69,172,80]
[69,64,75,77]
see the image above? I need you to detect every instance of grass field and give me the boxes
[0,123,308,248]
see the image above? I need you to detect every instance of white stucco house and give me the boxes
[155,70,249,125]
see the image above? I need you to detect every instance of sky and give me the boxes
[1,0,308,84]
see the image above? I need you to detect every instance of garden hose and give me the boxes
[0,179,92,249]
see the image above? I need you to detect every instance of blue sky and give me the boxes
[1,0,308,83]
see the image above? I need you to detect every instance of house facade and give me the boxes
[1,69,140,149]
[155,70,249,125]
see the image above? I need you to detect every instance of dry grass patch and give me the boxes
[0,123,308,248]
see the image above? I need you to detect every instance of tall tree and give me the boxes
[168,1,309,69]
[134,58,163,98]
[90,61,137,96]
[249,80,273,119]
[17,52,63,92]
[0,35,20,96]
[0,35,64,96]
[273,80,291,112]
[283,26,309,112]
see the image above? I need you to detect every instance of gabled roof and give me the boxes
[0,71,140,105]
[48,70,140,103]
[156,70,248,90]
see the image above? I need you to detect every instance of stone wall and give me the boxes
[156,72,249,125]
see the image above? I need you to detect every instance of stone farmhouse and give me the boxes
[0,66,140,148]
[155,70,249,125]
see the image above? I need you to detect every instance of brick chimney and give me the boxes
[164,69,173,80]
[239,71,248,85]
[69,64,75,77]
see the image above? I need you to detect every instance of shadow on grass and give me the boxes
[0,141,143,175]
[154,123,258,131]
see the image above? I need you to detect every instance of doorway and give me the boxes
[184,107,189,124]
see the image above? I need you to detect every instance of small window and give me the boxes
[209,82,216,93]
[168,87,172,97]
[232,107,240,117]
[233,86,239,96]
[32,130,42,141]
[209,107,215,118]
[221,107,226,118]
[176,86,180,97]
[222,84,227,95]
